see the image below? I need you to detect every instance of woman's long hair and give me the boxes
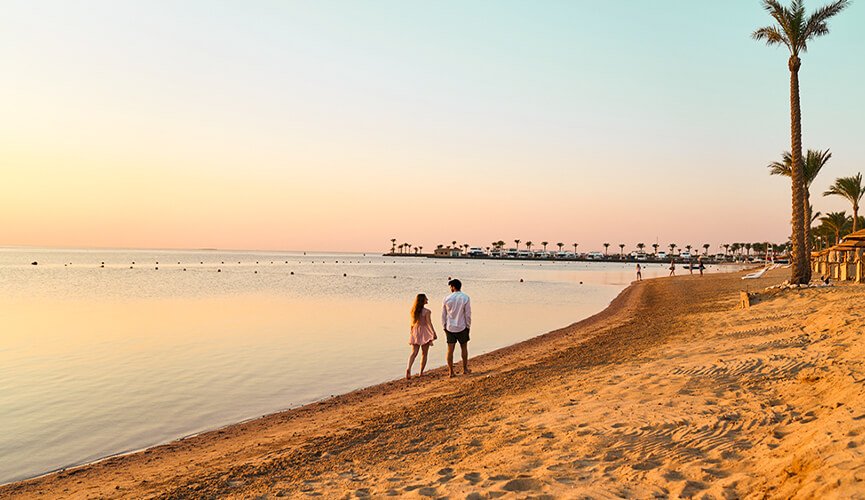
[410,294,427,325]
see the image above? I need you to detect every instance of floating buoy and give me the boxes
[183,268,186,271]
[255,271,258,274]
[520,278,524,282]
[31,261,38,266]
[343,273,347,277]
[290,271,294,275]
[217,269,221,272]
[155,267,158,270]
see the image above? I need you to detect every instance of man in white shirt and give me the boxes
[442,278,472,377]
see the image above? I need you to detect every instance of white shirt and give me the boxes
[442,291,472,332]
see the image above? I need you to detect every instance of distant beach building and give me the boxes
[434,247,462,257]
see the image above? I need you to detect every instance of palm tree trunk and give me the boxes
[788,56,807,284]
[803,191,812,282]
[854,203,859,232]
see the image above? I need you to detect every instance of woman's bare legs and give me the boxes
[406,344,420,380]
[419,343,430,376]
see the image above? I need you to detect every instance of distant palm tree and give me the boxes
[824,173,865,232]
[542,241,549,253]
[820,211,850,244]
[572,243,578,255]
[685,244,693,255]
[745,243,752,257]
[703,243,710,256]
[753,0,850,284]
[603,243,610,255]
[652,243,659,255]
[390,238,397,253]
[669,243,677,255]
[525,241,533,253]
[618,244,625,258]
[413,246,418,254]
[463,243,470,255]
[404,242,410,255]
[418,246,423,254]
[557,242,564,253]
[769,148,832,264]
[514,239,521,251]
[452,240,457,249]
[637,243,645,254]
[723,244,730,256]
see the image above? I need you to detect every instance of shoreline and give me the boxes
[6,267,865,498]
[0,272,643,489]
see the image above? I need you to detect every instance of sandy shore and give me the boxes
[4,268,865,499]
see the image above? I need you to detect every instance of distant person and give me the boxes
[688,258,694,275]
[698,258,705,276]
[669,260,676,276]
[442,278,472,377]
[635,263,642,281]
[407,293,437,379]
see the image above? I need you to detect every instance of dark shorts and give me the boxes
[445,328,470,345]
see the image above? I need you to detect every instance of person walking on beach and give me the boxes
[688,258,694,275]
[442,278,472,377]
[635,263,642,281]
[407,293,437,380]
[698,258,705,277]
[669,259,676,276]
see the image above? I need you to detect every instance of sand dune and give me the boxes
[4,269,865,499]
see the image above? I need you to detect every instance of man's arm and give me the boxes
[464,297,471,329]
[442,299,448,329]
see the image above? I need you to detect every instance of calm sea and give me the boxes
[0,248,723,484]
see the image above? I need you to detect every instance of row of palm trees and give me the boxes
[388,238,789,260]
[753,0,852,284]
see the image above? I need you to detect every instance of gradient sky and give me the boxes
[2,1,864,253]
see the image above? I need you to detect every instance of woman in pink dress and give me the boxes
[407,293,437,379]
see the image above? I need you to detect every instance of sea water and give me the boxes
[0,248,722,483]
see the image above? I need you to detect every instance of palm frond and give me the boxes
[752,25,790,48]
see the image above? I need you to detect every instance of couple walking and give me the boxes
[407,279,472,379]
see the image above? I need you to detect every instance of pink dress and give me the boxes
[409,308,436,346]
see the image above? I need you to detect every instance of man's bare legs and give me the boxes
[446,343,456,377]
[406,344,420,380]
[460,343,471,374]
[419,343,430,376]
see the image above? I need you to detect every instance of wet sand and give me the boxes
[4,268,865,499]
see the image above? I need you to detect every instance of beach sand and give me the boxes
[4,269,865,499]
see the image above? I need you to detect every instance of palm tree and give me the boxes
[637,243,645,255]
[745,243,752,257]
[824,173,865,232]
[463,243,470,255]
[603,243,610,255]
[514,239,520,252]
[723,243,730,256]
[572,243,578,255]
[525,241,533,254]
[819,211,850,244]
[390,238,397,254]
[685,244,693,255]
[557,242,565,254]
[703,243,710,256]
[669,243,677,256]
[542,241,549,253]
[652,243,659,255]
[753,0,850,283]
[769,148,832,266]
[618,243,625,258]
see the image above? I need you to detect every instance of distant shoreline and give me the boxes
[383,252,769,266]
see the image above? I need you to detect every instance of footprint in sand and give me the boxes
[502,477,543,492]
[463,472,482,484]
